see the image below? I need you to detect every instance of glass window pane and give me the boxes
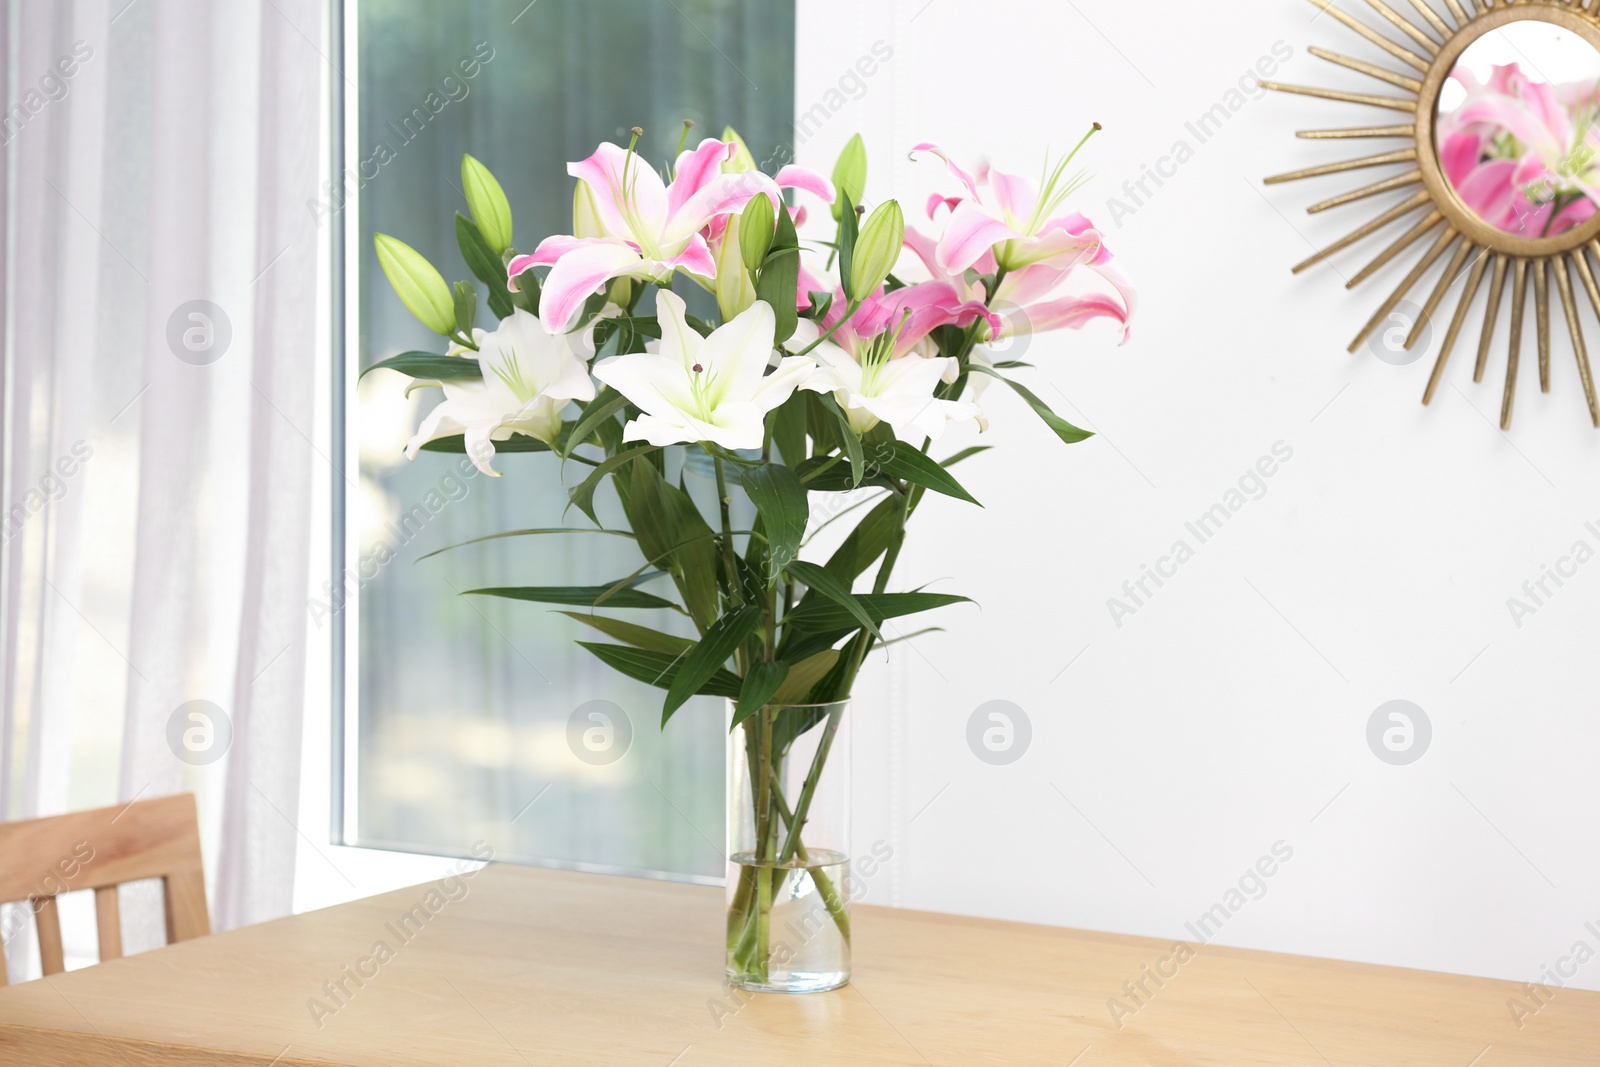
[346,0,796,879]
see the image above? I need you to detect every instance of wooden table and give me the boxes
[0,864,1594,1065]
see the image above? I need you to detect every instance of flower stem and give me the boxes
[712,453,745,611]
[766,762,850,943]
[776,703,844,865]
[790,300,861,358]
[753,709,775,981]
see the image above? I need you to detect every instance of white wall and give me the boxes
[798,0,1600,993]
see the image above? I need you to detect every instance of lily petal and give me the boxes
[748,355,816,411]
[663,171,779,246]
[660,233,717,280]
[1016,292,1131,339]
[699,299,776,401]
[775,163,836,203]
[937,200,1022,273]
[570,142,670,240]
[912,142,982,198]
[536,238,649,333]
[669,138,738,219]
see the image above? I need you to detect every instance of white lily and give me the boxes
[793,320,981,443]
[592,290,814,450]
[405,307,596,476]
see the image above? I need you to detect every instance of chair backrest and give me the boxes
[0,793,210,985]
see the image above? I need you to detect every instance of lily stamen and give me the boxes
[687,360,722,421]
[1027,122,1100,234]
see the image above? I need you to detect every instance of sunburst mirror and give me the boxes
[1265,0,1600,429]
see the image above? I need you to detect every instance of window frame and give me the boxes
[326,0,788,885]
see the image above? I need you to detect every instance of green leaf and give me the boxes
[557,611,694,656]
[836,190,858,300]
[374,234,455,336]
[565,388,627,456]
[823,494,901,583]
[577,642,741,699]
[807,289,834,317]
[508,260,540,311]
[419,433,550,455]
[592,566,669,608]
[663,606,764,725]
[733,660,790,729]
[620,459,719,633]
[592,317,660,355]
[455,214,514,319]
[756,248,799,345]
[659,480,721,632]
[416,527,633,563]
[742,465,809,582]
[795,458,897,494]
[722,540,766,608]
[784,591,973,634]
[568,445,655,525]
[805,392,840,456]
[783,560,882,641]
[359,351,483,381]
[770,399,807,471]
[883,626,945,646]
[814,394,864,486]
[464,584,680,610]
[462,154,513,254]
[942,445,992,469]
[623,460,674,574]
[756,206,801,344]
[452,280,478,336]
[770,197,800,254]
[969,364,1094,444]
[771,648,840,706]
[869,441,981,505]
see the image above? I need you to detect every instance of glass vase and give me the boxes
[725,699,851,993]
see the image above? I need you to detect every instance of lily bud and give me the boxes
[374,233,455,336]
[721,125,757,173]
[830,134,867,221]
[573,181,604,239]
[716,215,757,320]
[461,154,513,254]
[738,194,775,274]
[848,200,903,302]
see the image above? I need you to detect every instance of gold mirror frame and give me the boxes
[1265,0,1600,429]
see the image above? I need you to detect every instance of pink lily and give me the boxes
[911,131,1106,274]
[1438,63,1600,237]
[820,281,998,360]
[508,137,781,333]
[903,219,1135,343]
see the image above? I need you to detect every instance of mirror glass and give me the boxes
[1437,23,1600,239]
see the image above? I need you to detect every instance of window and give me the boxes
[336,0,796,879]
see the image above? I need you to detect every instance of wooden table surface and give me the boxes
[0,863,1594,1065]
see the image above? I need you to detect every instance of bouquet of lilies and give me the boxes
[365,123,1132,985]
[1440,62,1600,237]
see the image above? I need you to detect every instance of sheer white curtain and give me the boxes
[0,0,321,981]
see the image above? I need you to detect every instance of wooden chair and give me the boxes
[0,793,210,985]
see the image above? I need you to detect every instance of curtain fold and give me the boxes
[1,0,321,980]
